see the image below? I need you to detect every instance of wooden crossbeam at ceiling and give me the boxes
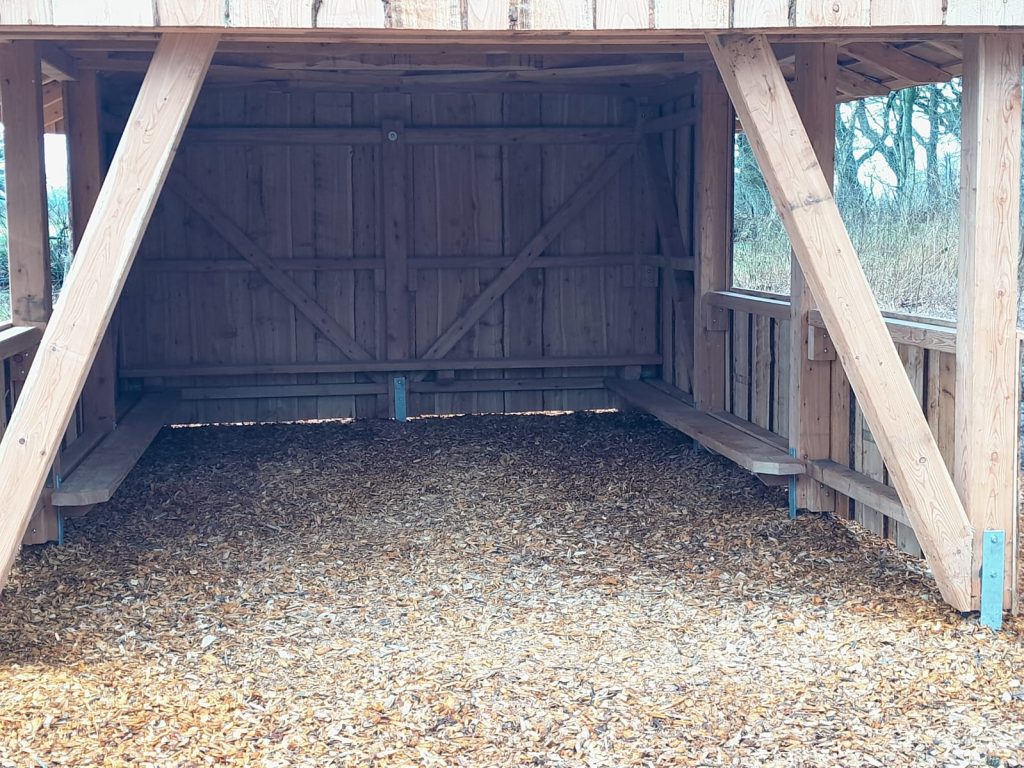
[841,42,955,84]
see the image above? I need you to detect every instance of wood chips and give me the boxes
[1,412,1022,767]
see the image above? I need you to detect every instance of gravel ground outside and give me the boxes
[0,411,1022,767]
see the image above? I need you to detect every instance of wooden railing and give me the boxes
[704,288,991,559]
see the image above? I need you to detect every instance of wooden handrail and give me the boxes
[0,325,42,361]
[703,289,1014,355]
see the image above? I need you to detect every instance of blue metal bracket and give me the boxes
[393,376,407,422]
[980,529,1005,630]
[788,448,798,519]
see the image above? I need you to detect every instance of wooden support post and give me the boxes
[67,69,117,437]
[692,71,732,412]
[709,33,974,611]
[0,41,60,544]
[0,32,218,590]
[956,33,1022,612]
[0,41,52,327]
[789,43,837,513]
[381,115,411,418]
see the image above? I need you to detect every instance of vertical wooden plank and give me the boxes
[352,93,384,418]
[596,0,649,28]
[927,350,956,474]
[0,32,217,589]
[316,0,388,27]
[516,0,593,29]
[0,1,53,24]
[471,94,507,414]
[692,70,732,412]
[892,344,925,556]
[0,41,51,327]
[947,1,1024,26]
[957,33,1022,610]
[390,0,463,28]
[290,89,319,422]
[502,92,545,413]
[67,70,117,437]
[226,0,312,27]
[750,314,771,430]
[793,0,870,26]
[52,0,155,25]
[774,318,790,439]
[156,0,224,25]
[655,0,729,29]
[313,90,357,420]
[870,0,943,26]
[466,0,509,29]
[854,410,886,537]
[733,0,789,26]
[731,311,750,421]
[381,111,411,386]
[790,43,837,512]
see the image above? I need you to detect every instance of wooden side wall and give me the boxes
[117,84,661,422]
[723,300,964,558]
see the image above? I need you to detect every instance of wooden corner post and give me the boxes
[708,33,975,611]
[0,41,58,545]
[0,33,218,591]
[0,41,52,328]
[957,33,1022,613]
[693,70,733,412]
[789,43,838,514]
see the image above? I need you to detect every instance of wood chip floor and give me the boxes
[1,412,1022,767]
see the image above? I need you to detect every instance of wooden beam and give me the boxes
[418,144,635,364]
[692,70,732,412]
[182,125,638,145]
[38,41,78,81]
[67,69,116,437]
[166,172,376,363]
[381,116,410,367]
[708,33,974,611]
[842,43,954,85]
[0,41,52,327]
[0,32,218,591]
[956,34,1022,611]
[51,393,179,507]
[789,43,837,514]
[121,354,663,379]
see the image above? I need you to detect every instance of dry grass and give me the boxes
[1,412,1022,767]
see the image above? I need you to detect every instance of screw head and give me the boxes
[387,130,399,142]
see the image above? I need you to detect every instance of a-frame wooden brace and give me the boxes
[708,33,975,611]
[0,33,218,590]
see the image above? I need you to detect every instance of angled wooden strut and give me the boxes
[166,172,376,363]
[417,143,636,367]
[0,33,219,591]
[708,33,974,611]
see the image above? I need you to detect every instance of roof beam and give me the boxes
[842,42,954,84]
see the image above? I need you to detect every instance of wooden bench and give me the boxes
[605,379,803,477]
[52,392,179,507]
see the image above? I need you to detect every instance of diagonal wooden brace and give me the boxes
[708,33,974,611]
[0,33,219,591]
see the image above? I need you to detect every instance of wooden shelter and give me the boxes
[0,1,1019,625]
